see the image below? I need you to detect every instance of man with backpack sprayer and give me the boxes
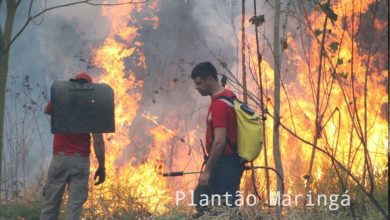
[40,72,114,220]
[190,62,264,213]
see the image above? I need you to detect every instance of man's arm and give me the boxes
[92,133,105,167]
[199,127,226,185]
[92,133,106,185]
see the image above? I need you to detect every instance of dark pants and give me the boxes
[194,154,244,212]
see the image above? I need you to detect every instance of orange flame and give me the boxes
[83,1,176,216]
[81,0,386,215]
[239,0,387,199]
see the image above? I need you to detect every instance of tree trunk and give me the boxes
[241,0,247,103]
[272,0,283,217]
[0,0,17,199]
[0,52,8,200]
[253,0,270,203]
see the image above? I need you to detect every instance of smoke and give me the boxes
[3,0,244,186]
[121,0,249,166]
[3,0,388,209]
[3,0,111,192]
[4,0,279,193]
[10,1,110,81]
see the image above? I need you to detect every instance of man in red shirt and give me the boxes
[191,62,244,212]
[40,73,106,220]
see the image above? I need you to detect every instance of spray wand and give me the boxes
[163,166,282,184]
[162,164,284,207]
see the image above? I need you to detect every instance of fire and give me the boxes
[146,119,178,145]
[83,2,205,217]
[238,0,387,200]
[78,0,386,216]
[82,1,177,216]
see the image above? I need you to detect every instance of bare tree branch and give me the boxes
[352,0,363,38]
[0,21,3,46]
[277,0,382,205]
[267,110,388,218]
[194,5,387,216]
[297,0,370,154]
[322,111,357,218]
[28,0,34,17]
[215,61,388,218]
[3,0,17,45]
[307,3,329,182]
[252,0,271,202]
[85,0,148,6]
[4,0,148,52]
[361,0,380,195]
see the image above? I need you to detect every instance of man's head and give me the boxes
[70,72,93,83]
[191,62,219,96]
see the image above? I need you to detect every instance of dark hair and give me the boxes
[191,62,218,81]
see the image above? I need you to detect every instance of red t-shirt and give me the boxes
[45,102,91,156]
[206,89,237,155]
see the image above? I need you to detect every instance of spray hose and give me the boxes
[162,164,284,207]
[162,139,284,207]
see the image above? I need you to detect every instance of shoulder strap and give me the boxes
[217,96,235,108]
[215,95,238,154]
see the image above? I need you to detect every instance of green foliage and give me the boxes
[329,42,340,53]
[314,29,322,36]
[372,167,389,212]
[320,3,338,23]
[0,200,41,220]
[339,72,348,79]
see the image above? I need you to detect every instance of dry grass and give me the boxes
[0,172,387,220]
[0,199,386,220]
[152,204,386,220]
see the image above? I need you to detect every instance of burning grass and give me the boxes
[0,200,386,220]
[1,163,387,219]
